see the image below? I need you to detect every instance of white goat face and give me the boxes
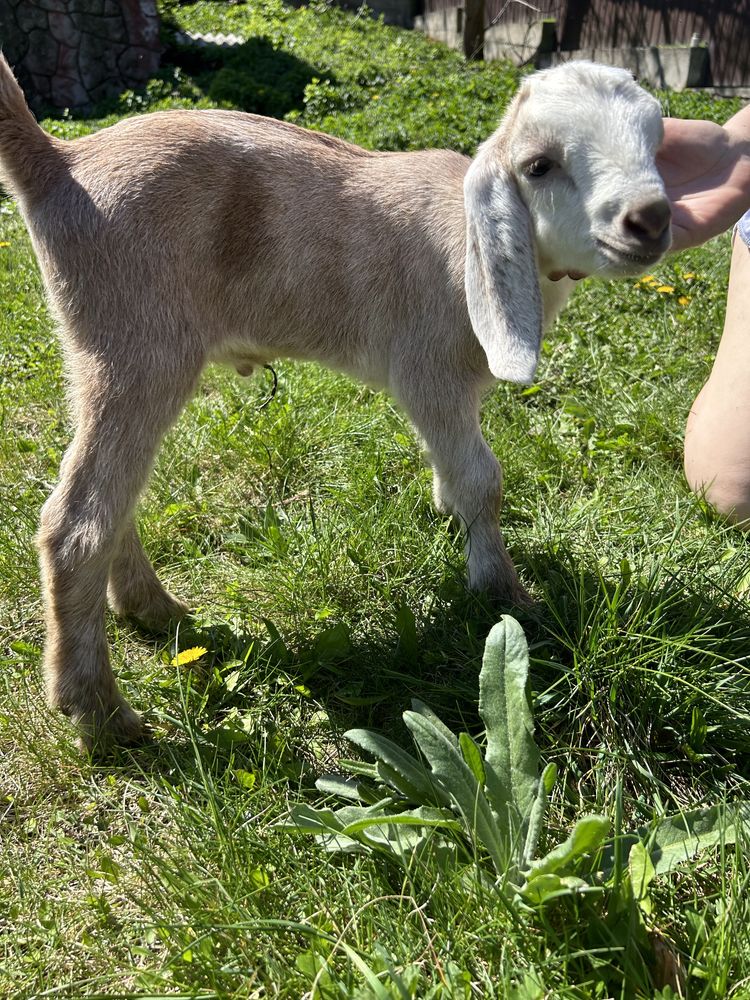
[464,61,670,385]
[511,62,670,279]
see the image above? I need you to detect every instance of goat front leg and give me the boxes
[396,376,528,602]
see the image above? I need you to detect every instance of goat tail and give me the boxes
[0,51,60,200]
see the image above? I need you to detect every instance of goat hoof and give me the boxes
[134,593,190,633]
[111,589,190,632]
[70,698,146,754]
[468,571,534,608]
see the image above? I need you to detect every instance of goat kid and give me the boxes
[0,56,670,747]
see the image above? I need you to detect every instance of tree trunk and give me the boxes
[463,0,485,60]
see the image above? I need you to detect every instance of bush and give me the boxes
[208,38,317,117]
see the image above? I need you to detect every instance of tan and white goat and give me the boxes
[0,55,670,747]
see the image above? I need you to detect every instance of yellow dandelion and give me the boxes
[0,241,9,248]
[371,94,380,100]
[682,272,696,280]
[656,285,674,294]
[171,645,208,666]
[678,295,691,306]
[641,274,659,285]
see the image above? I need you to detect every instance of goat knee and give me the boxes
[436,446,527,601]
[39,489,115,574]
[435,445,502,519]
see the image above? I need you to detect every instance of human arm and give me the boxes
[658,105,750,251]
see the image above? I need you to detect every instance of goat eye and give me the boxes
[526,157,554,178]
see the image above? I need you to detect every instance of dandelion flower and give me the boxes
[0,241,9,248]
[656,285,674,294]
[678,295,691,306]
[171,645,208,666]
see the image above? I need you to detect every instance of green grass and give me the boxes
[2,2,750,996]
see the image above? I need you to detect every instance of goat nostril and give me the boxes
[623,199,671,242]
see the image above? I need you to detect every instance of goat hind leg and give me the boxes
[108,522,188,630]
[41,462,143,749]
[40,358,199,748]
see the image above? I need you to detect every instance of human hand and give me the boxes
[658,114,750,252]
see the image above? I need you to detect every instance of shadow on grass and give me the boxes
[37,34,321,123]
[520,544,750,796]
[86,581,507,780]
[168,35,320,118]
[86,541,750,808]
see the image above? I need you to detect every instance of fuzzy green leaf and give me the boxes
[479,617,540,823]
[522,762,557,867]
[346,728,448,806]
[410,699,460,748]
[598,803,750,880]
[527,815,610,879]
[341,806,460,837]
[459,733,486,785]
[338,758,379,779]
[317,833,368,854]
[646,803,749,875]
[316,774,372,802]
[403,709,510,875]
[375,761,452,808]
[521,872,588,905]
[278,803,347,835]
[543,762,558,795]
[628,841,655,913]
[353,822,456,860]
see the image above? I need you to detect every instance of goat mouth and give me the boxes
[595,238,663,266]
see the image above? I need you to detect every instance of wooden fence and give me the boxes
[420,0,750,87]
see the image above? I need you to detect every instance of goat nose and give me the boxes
[623,198,671,242]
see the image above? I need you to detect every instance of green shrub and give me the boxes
[208,38,317,117]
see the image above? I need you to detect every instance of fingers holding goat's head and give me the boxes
[505,61,670,279]
[464,61,669,385]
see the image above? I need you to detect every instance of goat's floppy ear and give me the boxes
[464,154,542,384]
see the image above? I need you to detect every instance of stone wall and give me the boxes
[0,0,161,111]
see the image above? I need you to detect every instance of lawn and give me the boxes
[2,2,750,996]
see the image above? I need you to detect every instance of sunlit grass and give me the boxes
[2,2,750,996]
